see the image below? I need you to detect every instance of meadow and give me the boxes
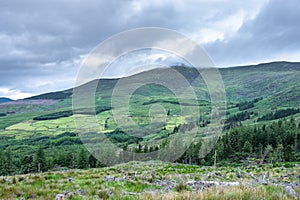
[0,161,299,199]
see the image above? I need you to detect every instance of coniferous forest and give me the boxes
[0,115,299,176]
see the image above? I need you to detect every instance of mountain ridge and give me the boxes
[23,61,299,105]
[0,97,12,103]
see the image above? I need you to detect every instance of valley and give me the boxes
[0,61,299,199]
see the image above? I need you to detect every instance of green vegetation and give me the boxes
[224,111,253,130]
[258,108,300,121]
[26,91,72,100]
[0,161,299,199]
[204,117,300,166]
[0,62,299,198]
[33,110,73,120]
[236,97,263,111]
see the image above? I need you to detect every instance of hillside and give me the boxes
[25,61,300,105]
[0,61,299,177]
[0,61,298,129]
[0,98,12,104]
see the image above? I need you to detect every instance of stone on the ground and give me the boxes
[285,186,298,199]
[55,194,64,200]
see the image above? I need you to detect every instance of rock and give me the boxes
[288,183,299,188]
[74,189,84,196]
[186,181,197,186]
[222,182,240,187]
[115,177,126,181]
[64,191,74,198]
[155,179,177,192]
[185,181,215,190]
[56,189,84,199]
[186,180,240,190]
[123,192,139,195]
[55,194,64,200]
[285,186,298,199]
[105,176,115,181]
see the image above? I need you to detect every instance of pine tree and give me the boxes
[143,144,149,153]
[66,150,76,168]
[5,148,13,175]
[276,144,284,162]
[263,145,273,163]
[88,154,97,168]
[77,148,88,169]
[20,155,33,174]
[0,148,7,175]
[34,146,47,172]
[243,141,253,154]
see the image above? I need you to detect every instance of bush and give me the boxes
[175,182,189,192]
[284,162,295,168]
[273,162,282,167]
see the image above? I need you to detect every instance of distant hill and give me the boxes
[24,91,72,100]
[24,61,300,107]
[0,97,12,104]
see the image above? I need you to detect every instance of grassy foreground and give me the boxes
[0,161,299,199]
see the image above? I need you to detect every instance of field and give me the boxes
[0,161,299,199]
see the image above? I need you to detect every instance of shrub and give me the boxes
[284,162,295,168]
[175,182,189,192]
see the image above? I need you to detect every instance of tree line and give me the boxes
[236,97,263,111]
[258,108,300,121]
[0,146,102,175]
[0,116,299,176]
[202,116,299,165]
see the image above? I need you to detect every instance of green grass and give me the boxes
[0,161,299,199]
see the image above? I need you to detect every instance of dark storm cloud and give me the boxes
[205,0,300,66]
[0,0,298,98]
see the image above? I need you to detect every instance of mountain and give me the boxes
[220,61,300,104]
[0,97,12,104]
[0,61,299,176]
[23,61,300,106]
[0,61,299,127]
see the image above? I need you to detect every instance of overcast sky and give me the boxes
[0,0,300,99]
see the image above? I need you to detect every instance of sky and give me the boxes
[0,0,300,99]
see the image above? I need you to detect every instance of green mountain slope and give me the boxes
[24,61,300,106]
[0,61,298,130]
[0,61,299,175]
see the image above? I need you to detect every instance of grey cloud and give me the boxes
[205,0,300,66]
[0,0,297,98]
